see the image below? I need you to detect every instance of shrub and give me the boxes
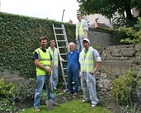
[0,78,36,101]
[0,78,16,97]
[12,78,36,102]
[111,70,141,105]
[0,78,36,113]
[0,97,17,113]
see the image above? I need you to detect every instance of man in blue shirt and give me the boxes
[66,42,80,95]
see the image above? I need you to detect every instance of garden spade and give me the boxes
[46,74,53,110]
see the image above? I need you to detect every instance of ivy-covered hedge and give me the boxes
[0,12,75,78]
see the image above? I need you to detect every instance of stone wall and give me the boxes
[0,69,25,85]
[96,44,141,98]
[99,44,141,74]
[88,27,112,47]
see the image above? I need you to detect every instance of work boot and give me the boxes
[91,104,96,108]
[34,107,40,112]
[54,87,57,90]
[53,102,59,106]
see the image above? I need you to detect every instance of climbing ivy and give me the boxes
[0,12,75,78]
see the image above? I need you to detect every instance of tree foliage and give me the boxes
[120,17,141,44]
[77,0,141,20]
[110,17,141,45]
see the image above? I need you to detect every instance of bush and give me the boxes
[111,17,138,45]
[0,78,16,97]
[0,78,36,113]
[0,97,17,113]
[12,78,36,102]
[111,70,141,105]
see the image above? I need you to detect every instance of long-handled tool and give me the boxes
[46,74,53,110]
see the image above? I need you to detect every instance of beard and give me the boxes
[41,44,46,49]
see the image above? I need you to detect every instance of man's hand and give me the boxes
[46,68,52,73]
[60,57,65,62]
[82,36,86,39]
[79,72,82,78]
[90,68,97,74]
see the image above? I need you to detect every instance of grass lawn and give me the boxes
[20,99,111,113]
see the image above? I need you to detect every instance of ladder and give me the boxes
[52,24,69,91]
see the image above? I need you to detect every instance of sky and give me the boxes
[0,0,79,24]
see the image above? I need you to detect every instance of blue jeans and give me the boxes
[77,36,84,52]
[67,68,79,93]
[33,75,55,108]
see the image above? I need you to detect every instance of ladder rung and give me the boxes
[54,27,64,30]
[60,53,67,55]
[58,46,65,49]
[61,60,67,62]
[56,34,65,36]
[63,82,68,85]
[57,40,66,42]
[58,46,68,49]
[63,68,66,70]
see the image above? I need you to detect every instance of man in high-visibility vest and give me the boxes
[48,40,65,90]
[76,13,88,52]
[79,38,101,108]
[32,36,59,112]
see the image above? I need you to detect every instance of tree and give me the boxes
[77,0,141,21]
[120,17,141,44]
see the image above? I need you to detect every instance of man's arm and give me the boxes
[83,30,87,38]
[34,59,46,71]
[82,19,88,38]
[90,49,101,74]
[50,60,53,70]
[94,62,101,70]
[57,48,65,62]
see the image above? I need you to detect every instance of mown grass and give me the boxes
[20,99,111,113]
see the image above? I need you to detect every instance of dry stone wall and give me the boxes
[0,69,25,85]
[99,44,141,75]
[96,44,141,97]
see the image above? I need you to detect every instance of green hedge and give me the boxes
[0,12,75,78]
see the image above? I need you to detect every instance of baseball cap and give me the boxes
[82,38,90,44]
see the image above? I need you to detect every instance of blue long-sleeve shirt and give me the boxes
[67,50,80,72]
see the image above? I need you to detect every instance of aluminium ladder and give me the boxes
[52,24,69,91]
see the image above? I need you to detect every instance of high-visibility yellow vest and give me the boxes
[34,48,51,76]
[76,19,88,37]
[80,47,94,72]
[48,47,58,66]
